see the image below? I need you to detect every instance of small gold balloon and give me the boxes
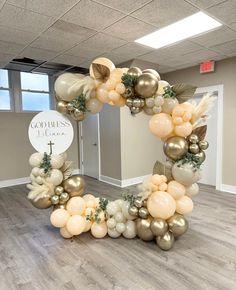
[198,140,209,150]
[142,69,160,81]
[51,195,60,205]
[188,134,199,144]
[123,87,134,98]
[195,150,206,164]
[168,214,188,237]
[135,73,159,98]
[143,199,148,207]
[128,205,139,216]
[56,101,68,114]
[55,186,64,196]
[30,195,52,209]
[156,231,174,251]
[59,192,70,204]
[125,97,133,108]
[132,98,144,108]
[130,106,141,114]
[164,136,188,160]
[127,67,142,77]
[189,143,200,154]
[53,204,66,210]
[67,103,74,112]
[136,218,154,241]
[63,175,85,197]
[71,109,85,121]
[134,197,143,208]
[138,207,149,219]
[151,218,168,236]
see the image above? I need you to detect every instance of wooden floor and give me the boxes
[0,177,236,290]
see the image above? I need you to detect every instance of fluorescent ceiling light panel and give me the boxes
[135,12,222,49]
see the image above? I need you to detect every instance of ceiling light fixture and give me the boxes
[135,12,222,49]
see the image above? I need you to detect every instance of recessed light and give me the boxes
[135,12,222,49]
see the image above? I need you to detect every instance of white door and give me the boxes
[192,91,218,186]
[81,114,100,179]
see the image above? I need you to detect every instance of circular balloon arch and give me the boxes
[27,57,215,251]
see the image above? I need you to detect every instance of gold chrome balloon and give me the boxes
[59,192,70,204]
[56,101,68,114]
[130,106,141,114]
[138,207,149,219]
[142,69,160,81]
[195,150,206,164]
[189,143,200,154]
[128,205,139,217]
[71,109,85,121]
[55,186,64,196]
[135,73,159,98]
[167,214,188,237]
[151,218,168,236]
[127,67,142,77]
[136,218,154,241]
[125,98,133,108]
[134,197,143,208]
[63,175,85,197]
[188,134,199,144]
[123,87,134,98]
[156,231,174,251]
[53,204,66,210]
[30,196,52,209]
[164,136,188,160]
[132,98,144,108]
[51,195,60,205]
[67,103,74,112]
[198,140,209,150]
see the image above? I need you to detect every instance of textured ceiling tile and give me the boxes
[131,0,198,28]
[180,49,222,62]
[0,26,37,45]
[0,52,15,62]
[0,4,55,33]
[0,0,5,9]
[92,0,152,13]
[66,45,102,59]
[51,54,87,66]
[186,0,226,9]
[0,41,25,55]
[191,27,236,47]
[211,39,236,56]
[6,0,78,17]
[110,42,153,57]
[18,47,58,61]
[43,21,96,44]
[158,40,203,56]
[103,16,156,41]
[137,50,172,63]
[62,0,125,30]
[100,52,132,64]
[207,0,236,25]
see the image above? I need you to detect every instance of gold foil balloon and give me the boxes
[127,67,142,77]
[156,231,174,251]
[51,195,60,205]
[59,192,70,204]
[168,214,188,237]
[150,218,168,236]
[130,106,141,114]
[134,197,143,208]
[189,143,200,154]
[135,73,159,98]
[136,218,154,241]
[195,150,206,164]
[56,101,68,114]
[164,136,188,160]
[54,204,66,210]
[128,205,139,217]
[30,196,52,209]
[67,102,74,112]
[55,186,64,195]
[188,134,199,144]
[132,98,144,108]
[199,140,209,150]
[142,69,160,81]
[125,98,133,107]
[138,207,149,219]
[71,109,85,121]
[63,175,85,197]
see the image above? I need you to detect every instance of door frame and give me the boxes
[195,84,223,191]
[78,114,101,180]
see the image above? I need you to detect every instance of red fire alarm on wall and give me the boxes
[200,60,215,74]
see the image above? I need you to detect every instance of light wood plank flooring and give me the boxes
[0,177,236,290]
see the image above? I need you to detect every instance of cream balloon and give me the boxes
[66,197,86,215]
[110,68,123,81]
[86,98,103,114]
[66,215,85,235]
[172,163,202,186]
[121,201,136,220]
[186,183,199,197]
[50,209,70,228]
[123,220,136,239]
[60,227,73,238]
[156,80,170,95]
[50,154,65,169]
[176,196,194,215]
[90,57,115,79]
[91,222,108,238]
[167,181,186,200]
[105,79,116,90]
[83,219,92,232]
[45,169,63,186]
[147,191,176,220]
[174,122,193,137]
[115,83,126,94]
[108,90,120,102]
[96,85,109,103]
[107,218,116,229]
[149,113,174,139]
[83,194,96,202]
[108,227,121,238]
[29,152,43,167]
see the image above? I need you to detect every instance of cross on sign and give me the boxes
[47,140,55,155]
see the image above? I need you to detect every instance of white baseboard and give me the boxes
[100,174,149,188]
[0,168,81,188]
[221,184,236,194]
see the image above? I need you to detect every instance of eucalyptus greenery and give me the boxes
[121,74,137,88]
[163,86,176,99]
[39,152,52,175]
[122,190,136,206]
[86,197,108,223]
[177,152,202,171]
[69,94,88,112]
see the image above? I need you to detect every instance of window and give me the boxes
[20,72,51,112]
[0,69,11,111]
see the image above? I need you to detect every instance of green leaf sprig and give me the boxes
[39,152,52,176]
[70,94,88,112]
[163,86,176,99]
[121,74,138,88]
[177,152,202,171]
[86,197,108,223]
[122,190,135,206]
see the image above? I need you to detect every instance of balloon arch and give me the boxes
[27,57,214,251]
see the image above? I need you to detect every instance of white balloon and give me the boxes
[186,183,199,197]
[50,154,65,169]
[107,218,116,229]
[116,223,126,234]
[122,201,136,220]
[114,199,124,210]
[108,228,121,238]
[114,211,126,223]
[45,169,63,186]
[123,220,137,239]
[29,152,43,167]
[31,167,40,176]
[106,202,120,216]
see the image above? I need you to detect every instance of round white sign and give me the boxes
[28,110,74,154]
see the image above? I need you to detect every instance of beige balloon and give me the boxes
[163,136,188,160]
[162,98,179,114]
[66,196,86,215]
[167,213,188,237]
[185,183,199,197]
[86,98,103,114]
[176,196,194,215]
[63,175,85,197]
[50,208,70,228]
[135,73,159,98]
[156,231,174,251]
[172,163,201,186]
[91,222,108,238]
[156,80,170,95]
[90,57,115,79]
[60,226,73,239]
[136,218,154,241]
[167,180,186,200]
[149,113,174,139]
[66,215,85,235]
